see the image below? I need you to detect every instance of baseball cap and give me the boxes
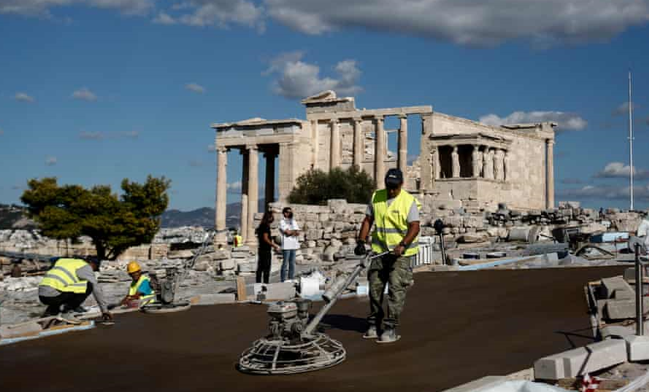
[385,168,404,189]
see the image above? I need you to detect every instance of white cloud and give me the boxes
[14,92,35,103]
[45,156,57,166]
[227,181,242,193]
[265,0,649,47]
[79,130,139,140]
[79,131,104,140]
[594,162,649,180]
[0,0,154,17]
[156,0,264,30]
[479,111,587,132]
[71,87,97,101]
[185,82,206,94]
[265,51,362,99]
[153,11,177,24]
[557,184,649,200]
[613,101,640,116]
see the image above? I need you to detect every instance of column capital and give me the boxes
[352,118,364,124]
[216,146,228,154]
[329,118,339,125]
[397,114,408,120]
[546,138,555,146]
[246,144,259,151]
[374,115,385,123]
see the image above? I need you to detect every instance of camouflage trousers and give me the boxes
[367,254,414,329]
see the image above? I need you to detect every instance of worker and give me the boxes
[120,261,156,308]
[38,256,113,324]
[355,168,420,344]
[234,231,243,248]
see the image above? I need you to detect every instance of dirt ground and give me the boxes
[0,266,626,392]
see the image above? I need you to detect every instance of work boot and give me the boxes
[362,325,379,339]
[376,327,400,344]
[62,305,87,314]
[58,312,82,325]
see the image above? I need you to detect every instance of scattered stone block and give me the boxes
[259,282,296,300]
[440,376,506,392]
[231,252,248,259]
[601,276,634,299]
[219,259,236,270]
[560,347,589,378]
[625,335,649,362]
[606,298,649,320]
[211,249,230,260]
[581,339,627,373]
[601,325,633,339]
[237,262,256,273]
[167,250,194,259]
[0,321,42,339]
[534,353,567,380]
[232,245,250,253]
[535,340,627,380]
[192,293,236,305]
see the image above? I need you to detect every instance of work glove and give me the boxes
[354,240,367,256]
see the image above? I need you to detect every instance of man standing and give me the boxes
[38,256,113,323]
[120,261,156,308]
[355,168,420,343]
[279,207,300,282]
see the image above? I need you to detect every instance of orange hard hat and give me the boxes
[127,261,141,274]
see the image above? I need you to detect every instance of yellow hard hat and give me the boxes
[127,261,141,274]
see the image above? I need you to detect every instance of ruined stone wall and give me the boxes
[430,113,548,210]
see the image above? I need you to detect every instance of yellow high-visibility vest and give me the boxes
[234,235,243,247]
[371,189,421,257]
[128,274,156,303]
[39,258,89,294]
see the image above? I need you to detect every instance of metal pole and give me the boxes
[629,70,635,211]
[636,243,643,335]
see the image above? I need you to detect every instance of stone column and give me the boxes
[215,147,228,244]
[494,149,504,181]
[431,146,439,180]
[398,115,408,173]
[374,116,385,183]
[420,114,433,190]
[264,152,275,207]
[546,139,555,208]
[330,119,341,169]
[451,146,460,178]
[311,120,319,168]
[477,147,484,178]
[471,145,480,178]
[504,150,510,181]
[353,119,363,168]
[483,148,494,180]
[240,149,249,242]
[246,145,259,246]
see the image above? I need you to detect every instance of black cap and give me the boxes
[384,168,404,189]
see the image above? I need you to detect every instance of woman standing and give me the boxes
[256,211,280,283]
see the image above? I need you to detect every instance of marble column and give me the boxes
[504,150,510,181]
[215,147,228,243]
[330,119,341,169]
[420,114,433,190]
[240,149,249,242]
[471,145,480,178]
[246,145,259,246]
[353,119,363,168]
[264,152,275,207]
[374,116,385,183]
[398,115,408,173]
[431,147,440,180]
[311,120,319,168]
[494,149,504,181]
[451,146,460,178]
[546,139,555,208]
[483,148,494,180]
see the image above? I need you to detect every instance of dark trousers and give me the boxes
[39,283,93,316]
[256,249,272,284]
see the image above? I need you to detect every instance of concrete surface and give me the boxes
[0,266,625,392]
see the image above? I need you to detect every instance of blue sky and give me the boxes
[1,0,649,211]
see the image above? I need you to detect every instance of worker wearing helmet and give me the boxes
[120,261,156,307]
[355,168,420,344]
[39,256,113,324]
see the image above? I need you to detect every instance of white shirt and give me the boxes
[280,218,301,250]
[638,219,649,237]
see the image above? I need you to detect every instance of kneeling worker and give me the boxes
[38,256,113,323]
[120,261,156,308]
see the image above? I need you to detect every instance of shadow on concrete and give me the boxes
[318,314,368,333]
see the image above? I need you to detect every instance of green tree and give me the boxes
[287,165,375,205]
[21,175,171,260]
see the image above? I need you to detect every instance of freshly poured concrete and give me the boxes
[0,267,624,392]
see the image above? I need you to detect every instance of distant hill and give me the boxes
[0,204,36,230]
[160,199,265,229]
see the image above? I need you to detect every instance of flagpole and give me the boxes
[629,70,634,210]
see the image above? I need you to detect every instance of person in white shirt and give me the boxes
[279,207,300,281]
[637,213,649,252]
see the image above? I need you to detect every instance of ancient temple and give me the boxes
[212,91,556,243]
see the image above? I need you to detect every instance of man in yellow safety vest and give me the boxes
[120,261,156,308]
[355,168,421,344]
[38,256,113,324]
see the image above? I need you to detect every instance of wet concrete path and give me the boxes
[0,267,625,392]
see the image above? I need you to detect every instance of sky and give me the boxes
[1,0,649,212]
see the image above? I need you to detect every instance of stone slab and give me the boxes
[535,339,627,380]
[256,282,296,300]
[601,325,634,339]
[581,339,627,373]
[191,294,236,306]
[606,298,649,320]
[440,376,506,392]
[0,321,42,339]
[625,335,649,362]
[534,353,566,380]
[601,276,634,299]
